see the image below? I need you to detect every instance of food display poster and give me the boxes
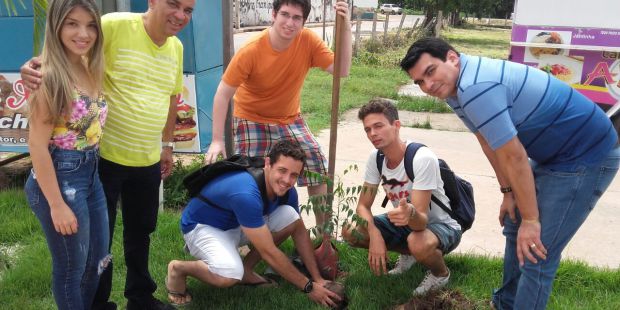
[0,73,29,153]
[174,75,201,153]
[0,73,203,153]
[510,24,620,107]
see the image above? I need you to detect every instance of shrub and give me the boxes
[300,165,368,240]
[163,155,204,210]
[354,31,425,67]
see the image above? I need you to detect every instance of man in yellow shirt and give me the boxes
[205,0,353,230]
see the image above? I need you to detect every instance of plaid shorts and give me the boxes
[234,115,328,186]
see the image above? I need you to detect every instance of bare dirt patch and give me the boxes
[394,289,479,310]
[0,154,31,190]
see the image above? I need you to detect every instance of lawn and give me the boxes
[1,189,619,309]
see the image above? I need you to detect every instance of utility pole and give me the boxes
[222,0,235,155]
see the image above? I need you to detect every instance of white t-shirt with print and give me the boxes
[364,142,461,230]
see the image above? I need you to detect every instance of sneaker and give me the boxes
[127,295,175,310]
[413,269,450,295]
[388,254,416,275]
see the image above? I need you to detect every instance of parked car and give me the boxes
[379,3,403,15]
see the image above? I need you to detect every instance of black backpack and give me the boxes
[376,142,475,231]
[183,154,288,214]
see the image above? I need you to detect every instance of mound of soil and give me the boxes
[394,289,477,310]
[0,154,31,189]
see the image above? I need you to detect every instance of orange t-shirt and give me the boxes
[222,28,334,124]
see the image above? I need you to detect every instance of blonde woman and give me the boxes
[24,0,108,309]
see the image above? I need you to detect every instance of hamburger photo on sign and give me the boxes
[173,86,198,150]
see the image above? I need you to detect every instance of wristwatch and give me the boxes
[162,141,175,149]
[302,279,313,293]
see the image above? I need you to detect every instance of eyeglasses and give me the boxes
[277,11,304,24]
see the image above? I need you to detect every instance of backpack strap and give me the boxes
[196,194,225,210]
[431,195,456,219]
[376,150,389,208]
[247,167,271,215]
[376,150,385,175]
[376,150,388,207]
[403,142,424,181]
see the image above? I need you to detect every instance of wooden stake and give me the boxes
[371,12,377,41]
[383,13,389,44]
[396,13,406,39]
[326,1,347,234]
[354,12,362,56]
[222,0,235,156]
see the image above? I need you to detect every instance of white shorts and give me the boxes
[183,205,300,280]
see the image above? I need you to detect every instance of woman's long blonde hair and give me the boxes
[29,0,104,124]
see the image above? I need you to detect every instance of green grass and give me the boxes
[1,190,619,309]
[441,25,511,60]
[301,66,412,133]
[398,96,452,113]
[0,188,39,243]
[409,115,433,129]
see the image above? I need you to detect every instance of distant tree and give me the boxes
[415,0,514,35]
[417,0,460,33]
[462,0,514,19]
[0,0,25,14]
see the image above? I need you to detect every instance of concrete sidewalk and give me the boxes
[299,109,620,269]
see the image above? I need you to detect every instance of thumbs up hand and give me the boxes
[387,198,414,227]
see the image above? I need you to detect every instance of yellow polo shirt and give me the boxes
[99,12,183,166]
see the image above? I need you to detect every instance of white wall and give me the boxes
[352,0,378,9]
[237,0,337,27]
[514,0,620,28]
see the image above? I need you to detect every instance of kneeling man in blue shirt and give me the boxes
[166,140,340,307]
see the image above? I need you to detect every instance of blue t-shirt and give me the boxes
[180,171,299,233]
[447,54,617,170]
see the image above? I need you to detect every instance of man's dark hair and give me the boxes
[268,140,307,166]
[400,38,460,72]
[358,98,400,124]
[273,0,311,21]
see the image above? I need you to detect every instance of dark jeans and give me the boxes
[492,146,620,310]
[25,147,110,310]
[92,158,161,308]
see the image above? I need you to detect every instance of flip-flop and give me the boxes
[240,277,279,288]
[165,276,192,306]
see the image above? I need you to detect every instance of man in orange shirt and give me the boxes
[205,0,352,228]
